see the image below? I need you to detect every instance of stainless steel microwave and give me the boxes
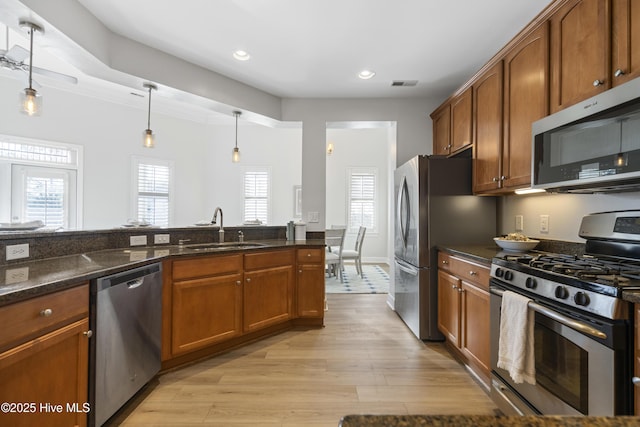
[532,78,640,193]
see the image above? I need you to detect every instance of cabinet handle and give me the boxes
[458,288,464,293]
[451,284,457,290]
[614,69,626,77]
[441,260,448,265]
[40,308,53,317]
[299,270,302,273]
[469,271,478,276]
[592,79,604,87]
[633,377,640,387]
[236,280,241,285]
[307,253,312,257]
[500,176,506,181]
[246,278,251,282]
[492,177,499,182]
[83,330,93,338]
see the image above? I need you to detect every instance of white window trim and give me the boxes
[345,167,378,234]
[0,134,83,228]
[241,166,271,225]
[131,156,175,227]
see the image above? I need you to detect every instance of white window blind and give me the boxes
[348,170,376,232]
[136,161,171,227]
[243,171,269,224]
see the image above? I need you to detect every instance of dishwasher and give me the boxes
[90,262,162,427]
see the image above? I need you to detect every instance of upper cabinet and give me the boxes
[431,87,472,156]
[549,0,610,112]
[612,0,640,86]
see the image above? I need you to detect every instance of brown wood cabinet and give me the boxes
[438,252,491,388]
[431,103,451,156]
[296,248,326,319]
[170,254,243,355]
[243,249,295,333]
[502,23,549,190]
[635,302,640,414]
[431,88,472,156]
[0,285,90,427]
[473,61,504,193]
[549,0,611,112]
[612,0,640,86]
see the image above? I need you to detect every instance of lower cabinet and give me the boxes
[0,285,90,427]
[296,248,325,319]
[437,251,491,388]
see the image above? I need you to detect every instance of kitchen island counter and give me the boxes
[0,239,326,306]
[339,415,640,427]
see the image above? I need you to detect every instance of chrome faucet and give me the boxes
[212,207,224,242]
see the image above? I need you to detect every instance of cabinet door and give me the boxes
[437,270,461,347]
[0,318,90,427]
[244,265,294,332]
[461,281,490,378]
[612,0,640,86]
[171,273,242,355]
[473,61,503,193]
[550,0,610,112]
[297,264,325,318]
[451,88,473,153]
[432,103,451,155]
[503,23,549,190]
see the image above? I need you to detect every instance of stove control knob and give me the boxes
[495,268,504,278]
[525,277,537,289]
[555,286,569,300]
[574,292,590,306]
[504,271,514,281]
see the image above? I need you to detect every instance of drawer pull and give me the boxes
[633,377,640,387]
[469,271,478,276]
[236,280,241,285]
[40,308,53,317]
[246,278,251,283]
[441,260,448,265]
[307,253,312,257]
[83,330,93,338]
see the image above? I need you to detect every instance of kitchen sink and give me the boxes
[184,242,267,251]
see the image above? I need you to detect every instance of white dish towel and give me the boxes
[497,290,536,385]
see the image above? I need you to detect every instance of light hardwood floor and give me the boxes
[114,294,496,426]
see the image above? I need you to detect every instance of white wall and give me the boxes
[499,191,640,243]
[325,127,389,263]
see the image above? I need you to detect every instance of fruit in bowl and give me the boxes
[493,233,540,252]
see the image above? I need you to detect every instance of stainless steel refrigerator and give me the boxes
[394,155,496,340]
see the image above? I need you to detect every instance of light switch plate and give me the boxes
[6,243,29,261]
[540,215,549,233]
[307,211,319,223]
[515,215,524,232]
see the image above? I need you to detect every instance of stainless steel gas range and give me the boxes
[489,210,640,416]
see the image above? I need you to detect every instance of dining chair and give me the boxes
[325,228,346,282]
[340,226,366,276]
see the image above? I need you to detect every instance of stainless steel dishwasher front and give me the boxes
[91,262,162,427]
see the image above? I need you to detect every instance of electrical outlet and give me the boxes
[154,234,170,244]
[130,235,147,246]
[515,215,524,232]
[307,211,319,223]
[5,267,29,284]
[540,215,549,233]
[6,243,29,261]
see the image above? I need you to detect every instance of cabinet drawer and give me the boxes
[244,249,295,271]
[438,252,454,271]
[449,256,490,289]
[0,284,88,350]
[297,248,324,264]
[173,254,242,280]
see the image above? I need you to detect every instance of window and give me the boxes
[347,168,377,233]
[1,136,81,229]
[132,157,173,227]
[243,169,270,224]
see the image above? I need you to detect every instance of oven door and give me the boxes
[490,283,624,416]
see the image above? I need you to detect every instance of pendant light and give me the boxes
[142,83,157,148]
[19,20,43,116]
[232,110,242,163]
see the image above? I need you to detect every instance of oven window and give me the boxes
[535,322,589,413]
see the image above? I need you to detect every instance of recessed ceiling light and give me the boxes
[358,70,376,80]
[233,50,251,61]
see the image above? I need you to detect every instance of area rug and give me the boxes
[325,264,390,294]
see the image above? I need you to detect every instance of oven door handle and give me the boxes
[490,287,607,340]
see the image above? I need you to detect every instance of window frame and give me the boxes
[346,167,378,234]
[131,156,174,227]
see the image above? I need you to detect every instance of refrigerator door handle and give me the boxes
[397,175,410,249]
[395,258,419,276]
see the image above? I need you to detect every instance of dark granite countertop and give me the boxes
[338,415,640,427]
[622,290,640,304]
[437,245,503,265]
[0,239,325,306]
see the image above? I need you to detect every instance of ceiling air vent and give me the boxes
[391,80,418,87]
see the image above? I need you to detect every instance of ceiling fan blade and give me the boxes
[31,66,78,84]
[5,45,29,63]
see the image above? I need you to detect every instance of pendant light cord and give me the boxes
[147,86,152,129]
[235,112,239,149]
[27,26,34,90]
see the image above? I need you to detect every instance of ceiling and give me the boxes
[1,0,552,121]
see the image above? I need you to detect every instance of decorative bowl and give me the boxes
[493,237,540,252]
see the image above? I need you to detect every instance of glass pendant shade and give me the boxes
[143,129,155,148]
[614,152,628,167]
[20,87,42,116]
